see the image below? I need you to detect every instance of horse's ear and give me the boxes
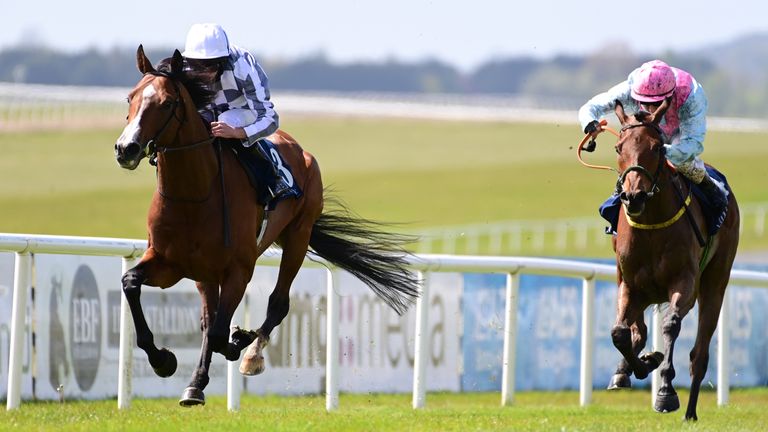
[648,97,671,124]
[170,49,184,75]
[614,99,629,125]
[136,45,155,74]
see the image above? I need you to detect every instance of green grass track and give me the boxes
[2,389,767,431]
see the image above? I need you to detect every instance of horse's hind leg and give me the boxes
[240,217,314,376]
[122,249,183,378]
[685,260,731,421]
[208,269,253,360]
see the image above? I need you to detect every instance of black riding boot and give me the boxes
[247,142,292,200]
[266,164,292,199]
[697,173,728,213]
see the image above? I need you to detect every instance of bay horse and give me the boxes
[114,46,418,406]
[606,100,740,420]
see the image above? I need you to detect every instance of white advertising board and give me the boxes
[244,268,462,395]
[7,254,462,400]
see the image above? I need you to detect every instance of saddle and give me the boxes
[222,138,303,210]
[599,166,730,236]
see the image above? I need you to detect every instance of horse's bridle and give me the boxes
[614,122,667,198]
[614,121,706,246]
[142,71,214,166]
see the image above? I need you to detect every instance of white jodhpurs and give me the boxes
[672,157,707,184]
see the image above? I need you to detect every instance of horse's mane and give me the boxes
[155,58,217,110]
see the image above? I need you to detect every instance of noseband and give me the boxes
[614,122,667,197]
[141,71,214,166]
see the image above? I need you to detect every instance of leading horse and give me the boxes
[605,100,740,420]
[114,46,419,406]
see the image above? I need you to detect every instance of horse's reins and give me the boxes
[578,120,706,247]
[141,71,232,247]
[576,119,620,173]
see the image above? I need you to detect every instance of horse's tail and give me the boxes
[308,196,419,315]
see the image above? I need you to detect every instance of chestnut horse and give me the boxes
[606,101,739,420]
[114,46,418,406]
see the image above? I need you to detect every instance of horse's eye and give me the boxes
[161,100,173,109]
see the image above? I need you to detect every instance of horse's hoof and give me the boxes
[640,351,664,371]
[654,391,680,413]
[179,387,205,407]
[151,348,178,378]
[231,327,258,350]
[607,373,631,390]
[239,336,268,376]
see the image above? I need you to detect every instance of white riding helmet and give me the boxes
[183,23,230,59]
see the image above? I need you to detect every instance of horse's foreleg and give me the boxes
[608,317,649,390]
[241,220,312,376]
[121,251,182,378]
[179,282,219,407]
[655,290,694,414]
[611,282,662,382]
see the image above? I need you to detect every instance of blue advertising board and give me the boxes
[462,268,768,391]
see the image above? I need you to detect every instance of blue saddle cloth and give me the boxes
[599,166,730,236]
[226,138,302,210]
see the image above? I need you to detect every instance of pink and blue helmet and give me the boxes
[631,60,676,103]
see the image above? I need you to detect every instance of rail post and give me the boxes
[227,301,246,411]
[6,252,31,411]
[326,269,340,411]
[717,289,730,406]
[579,276,595,406]
[501,271,520,406]
[412,271,429,409]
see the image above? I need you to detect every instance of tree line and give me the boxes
[1,36,767,118]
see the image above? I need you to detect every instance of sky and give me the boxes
[4,1,767,71]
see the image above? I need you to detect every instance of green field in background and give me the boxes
[2,389,767,431]
[0,118,766,257]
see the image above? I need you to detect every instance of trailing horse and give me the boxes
[114,46,419,406]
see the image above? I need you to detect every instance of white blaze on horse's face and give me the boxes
[115,83,158,170]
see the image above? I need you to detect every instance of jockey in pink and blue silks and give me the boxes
[578,60,728,212]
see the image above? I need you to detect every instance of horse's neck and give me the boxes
[656,173,688,211]
[156,124,218,200]
[624,174,689,231]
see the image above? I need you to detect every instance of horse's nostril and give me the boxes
[124,142,141,158]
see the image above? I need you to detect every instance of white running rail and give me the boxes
[414,202,768,255]
[2,233,768,412]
